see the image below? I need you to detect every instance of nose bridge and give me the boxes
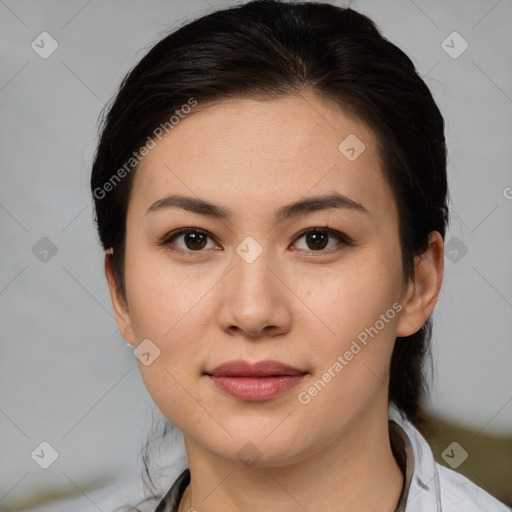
[231,234,275,295]
[217,234,290,336]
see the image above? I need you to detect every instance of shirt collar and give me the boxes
[389,403,443,511]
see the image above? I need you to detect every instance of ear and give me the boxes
[396,231,444,337]
[104,254,136,346]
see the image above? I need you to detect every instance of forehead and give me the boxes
[130,91,393,219]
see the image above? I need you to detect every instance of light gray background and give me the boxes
[1,0,511,510]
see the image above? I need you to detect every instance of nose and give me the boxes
[216,241,292,339]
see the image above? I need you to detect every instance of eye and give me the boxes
[292,228,351,252]
[161,227,351,255]
[162,228,218,253]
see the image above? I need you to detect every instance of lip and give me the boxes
[206,359,306,377]
[204,360,307,402]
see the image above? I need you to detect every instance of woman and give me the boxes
[90,1,509,511]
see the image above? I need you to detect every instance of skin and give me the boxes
[105,89,444,512]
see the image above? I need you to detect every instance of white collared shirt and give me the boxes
[388,402,510,511]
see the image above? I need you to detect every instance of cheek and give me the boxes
[124,248,204,338]
[127,265,210,425]
[292,261,402,433]
[296,250,402,343]
[122,259,211,419]
[293,250,404,413]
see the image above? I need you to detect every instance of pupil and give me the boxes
[185,232,207,250]
[307,231,328,250]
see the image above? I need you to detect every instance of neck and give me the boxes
[179,398,404,512]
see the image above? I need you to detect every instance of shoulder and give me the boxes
[388,403,510,512]
[436,463,511,511]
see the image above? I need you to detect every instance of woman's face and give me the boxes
[109,91,429,466]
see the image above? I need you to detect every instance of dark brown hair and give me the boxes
[91,0,449,502]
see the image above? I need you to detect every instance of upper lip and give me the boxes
[205,360,307,377]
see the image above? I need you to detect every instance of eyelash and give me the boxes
[160,227,352,256]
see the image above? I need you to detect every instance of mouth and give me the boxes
[204,359,308,401]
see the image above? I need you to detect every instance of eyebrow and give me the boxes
[145,192,370,221]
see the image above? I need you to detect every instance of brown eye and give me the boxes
[182,231,208,250]
[163,228,216,252]
[305,231,329,250]
[293,228,351,252]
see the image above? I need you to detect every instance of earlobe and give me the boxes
[395,231,444,337]
[104,254,136,346]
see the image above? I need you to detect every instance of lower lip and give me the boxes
[207,375,306,401]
